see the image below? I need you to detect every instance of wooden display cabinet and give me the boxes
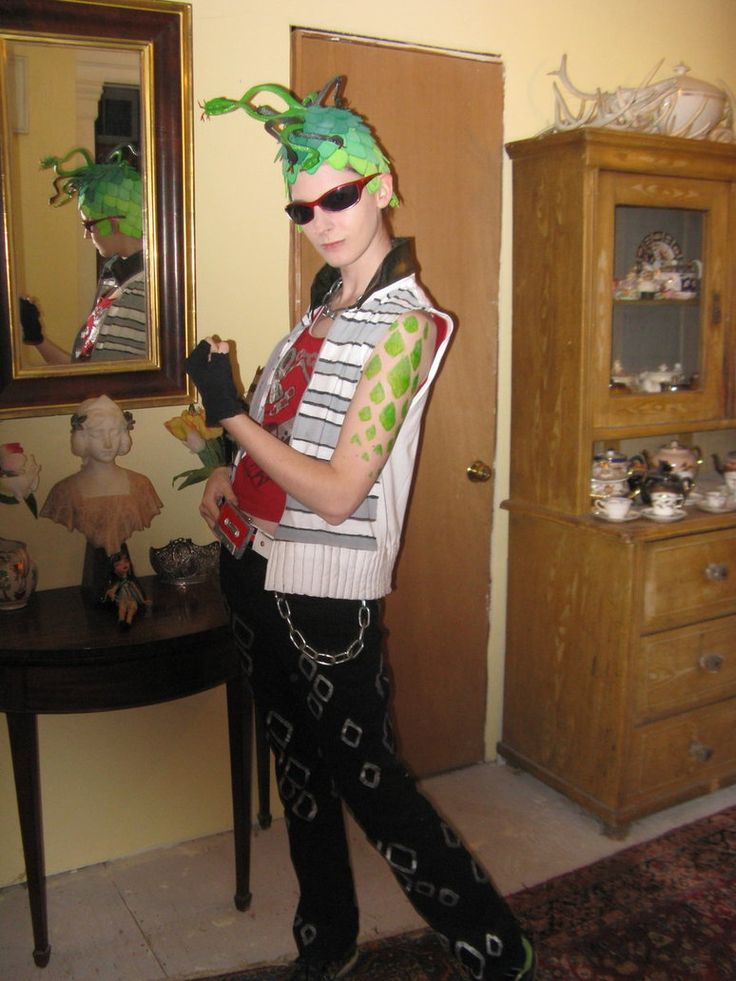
[500,129,736,835]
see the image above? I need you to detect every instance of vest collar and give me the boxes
[101,249,144,287]
[310,238,417,312]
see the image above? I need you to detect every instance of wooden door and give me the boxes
[292,30,502,775]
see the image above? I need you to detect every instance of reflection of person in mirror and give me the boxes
[20,146,146,363]
[41,395,162,556]
[186,78,535,981]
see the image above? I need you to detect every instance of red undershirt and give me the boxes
[233,327,324,521]
[232,314,448,522]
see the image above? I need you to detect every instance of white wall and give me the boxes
[2,0,735,885]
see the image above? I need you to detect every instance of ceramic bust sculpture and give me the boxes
[41,395,163,556]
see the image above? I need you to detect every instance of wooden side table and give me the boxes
[0,575,271,967]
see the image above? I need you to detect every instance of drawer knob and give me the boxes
[704,563,729,581]
[689,740,714,764]
[698,653,724,673]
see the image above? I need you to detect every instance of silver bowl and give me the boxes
[149,538,220,585]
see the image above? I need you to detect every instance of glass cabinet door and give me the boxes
[592,171,729,435]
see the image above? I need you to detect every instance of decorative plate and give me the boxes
[636,231,682,268]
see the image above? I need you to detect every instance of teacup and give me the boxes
[649,490,685,516]
[724,472,736,496]
[705,488,728,510]
[595,496,632,520]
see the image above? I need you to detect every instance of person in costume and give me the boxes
[187,77,536,981]
[41,395,162,557]
[20,146,147,363]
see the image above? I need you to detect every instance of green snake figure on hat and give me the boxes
[202,75,399,208]
[40,145,143,239]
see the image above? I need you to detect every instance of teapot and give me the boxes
[644,440,701,481]
[638,364,686,393]
[629,461,692,505]
[712,451,736,475]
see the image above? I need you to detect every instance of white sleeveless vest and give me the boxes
[245,241,454,599]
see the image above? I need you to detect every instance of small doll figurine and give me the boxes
[104,544,148,627]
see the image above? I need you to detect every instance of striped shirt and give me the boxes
[73,251,147,361]
[243,238,454,600]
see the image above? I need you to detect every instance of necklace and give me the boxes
[321,278,359,320]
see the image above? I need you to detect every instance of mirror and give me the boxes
[0,0,194,418]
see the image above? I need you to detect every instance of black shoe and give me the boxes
[502,936,536,980]
[286,946,359,980]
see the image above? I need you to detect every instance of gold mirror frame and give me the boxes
[0,0,194,418]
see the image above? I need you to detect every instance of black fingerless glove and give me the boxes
[185,340,245,426]
[19,297,44,345]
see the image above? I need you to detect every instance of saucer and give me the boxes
[696,500,736,514]
[593,510,640,523]
[642,507,686,523]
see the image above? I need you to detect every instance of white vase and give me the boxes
[0,538,38,611]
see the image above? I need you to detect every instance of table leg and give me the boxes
[254,707,272,829]
[6,713,51,967]
[226,675,252,912]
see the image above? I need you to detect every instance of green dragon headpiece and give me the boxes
[202,76,399,207]
[41,146,143,239]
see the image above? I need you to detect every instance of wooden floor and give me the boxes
[2,761,735,981]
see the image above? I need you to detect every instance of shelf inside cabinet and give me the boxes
[612,298,700,308]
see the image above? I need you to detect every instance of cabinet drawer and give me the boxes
[636,616,736,721]
[643,531,736,631]
[629,698,736,796]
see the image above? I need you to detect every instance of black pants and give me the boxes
[220,548,524,979]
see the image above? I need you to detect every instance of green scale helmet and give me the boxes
[202,76,399,207]
[41,146,143,239]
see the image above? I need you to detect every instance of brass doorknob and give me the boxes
[466,460,493,482]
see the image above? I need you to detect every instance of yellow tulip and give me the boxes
[164,406,222,453]
[164,406,226,490]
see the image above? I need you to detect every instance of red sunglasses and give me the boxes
[81,215,125,233]
[285,174,380,226]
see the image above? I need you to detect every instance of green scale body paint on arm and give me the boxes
[379,402,396,431]
[351,314,430,467]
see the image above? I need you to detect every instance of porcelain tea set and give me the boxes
[710,451,736,503]
[713,450,736,476]
[609,360,692,394]
[590,449,631,499]
[591,440,736,522]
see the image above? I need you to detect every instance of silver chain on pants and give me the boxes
[275,593,370,666]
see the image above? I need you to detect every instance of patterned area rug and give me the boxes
[185,804,736,980]
[512,803,736,980]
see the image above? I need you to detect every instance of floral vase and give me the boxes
[0,538,38,611]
